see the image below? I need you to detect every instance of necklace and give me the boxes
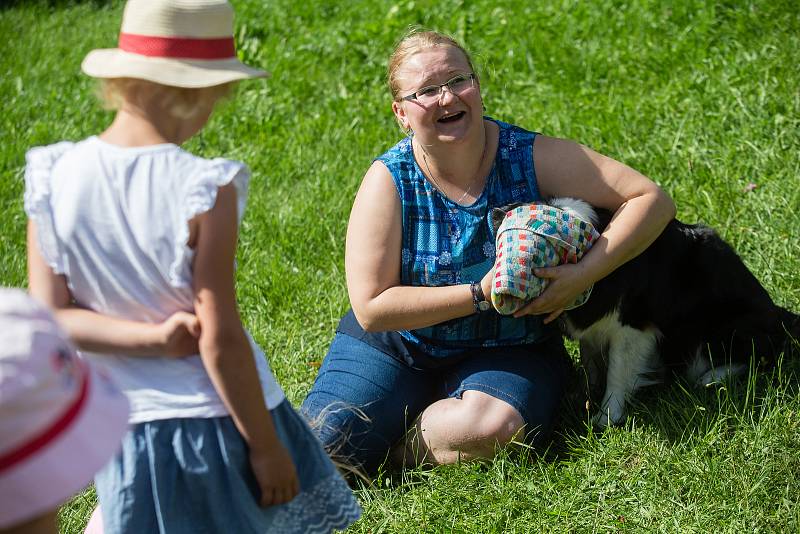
[416,125,489,205]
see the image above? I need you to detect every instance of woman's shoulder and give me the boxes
[487,117,538,145]
[486,117,543,204]
[372,135,416,192]
[375,135,413,165]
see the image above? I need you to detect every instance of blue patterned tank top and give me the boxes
[376,117,556,357]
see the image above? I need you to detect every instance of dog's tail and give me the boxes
[778,306,800,357]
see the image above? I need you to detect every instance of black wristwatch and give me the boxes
[470,281,491,313]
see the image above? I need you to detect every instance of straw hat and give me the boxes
[0,289,130,529]
[81,0,267,88]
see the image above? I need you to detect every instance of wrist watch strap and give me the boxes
[470,282,491,313]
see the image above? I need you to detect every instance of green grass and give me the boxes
[2,0,799,532]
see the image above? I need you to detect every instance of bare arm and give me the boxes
[519,135,676,321]
[27,221,199,356]
[192,183,298,506]
[345,161,491,332]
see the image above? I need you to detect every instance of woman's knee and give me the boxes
[452,391,526,445]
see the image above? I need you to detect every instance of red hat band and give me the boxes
[0,359,90,473]
[119,33,236,60]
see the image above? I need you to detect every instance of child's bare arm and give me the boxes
[192,183,299,506]
[27,220,200,357]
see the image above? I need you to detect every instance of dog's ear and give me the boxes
[491,203,523,234]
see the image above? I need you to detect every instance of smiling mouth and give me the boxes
[438,111,465,123]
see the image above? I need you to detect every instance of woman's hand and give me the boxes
[156,311,201,357]
[512,263,591,324]
[249,443,300,507]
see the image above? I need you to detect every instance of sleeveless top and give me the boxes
[376,117,556,357]
[24,137,285,423]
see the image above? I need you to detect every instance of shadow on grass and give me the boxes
[534,339,800,466]
[584,349,800,447]
[636,358,799,441]
[349,340,800,491]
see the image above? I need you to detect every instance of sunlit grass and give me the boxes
[1,0,798,531]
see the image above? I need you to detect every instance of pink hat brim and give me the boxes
[0,363,130,529]
[81,49,268,88]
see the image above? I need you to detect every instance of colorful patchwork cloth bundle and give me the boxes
[491,202,601,315]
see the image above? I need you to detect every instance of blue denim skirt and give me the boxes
[95,400,360,533]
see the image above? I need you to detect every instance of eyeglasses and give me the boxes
[401,73,476,105]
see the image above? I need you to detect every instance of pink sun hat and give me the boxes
[81,0,267,88]
[0,289,130,529]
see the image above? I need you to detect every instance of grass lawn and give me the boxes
[1,0,799,532]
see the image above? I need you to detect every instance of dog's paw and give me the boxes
[591,398,626,429]
[696,363,748,387]
[591,410,622,429]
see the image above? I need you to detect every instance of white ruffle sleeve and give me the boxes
[23,142,76,275]
[169,158,250,287]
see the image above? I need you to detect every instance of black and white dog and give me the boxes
[492,199,799,427]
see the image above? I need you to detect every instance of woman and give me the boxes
[301,30,675,474]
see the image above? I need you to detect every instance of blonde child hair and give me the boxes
[99,78,236,120]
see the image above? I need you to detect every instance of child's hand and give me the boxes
[249,443,300,507]
[157,311,201,357]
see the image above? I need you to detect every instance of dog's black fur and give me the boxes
[492,199,800,426]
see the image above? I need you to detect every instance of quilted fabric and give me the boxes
[492,203,600,315]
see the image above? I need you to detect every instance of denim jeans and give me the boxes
[301,311,570,473]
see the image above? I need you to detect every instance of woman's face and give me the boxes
[392,45,482,146]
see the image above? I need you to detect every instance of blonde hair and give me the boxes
[98,78,236,119]
[387,29,477,101]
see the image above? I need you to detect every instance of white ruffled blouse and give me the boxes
[24,137,284,423]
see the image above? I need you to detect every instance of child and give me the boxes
[0,288,129,534]
[24,1,361,532]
